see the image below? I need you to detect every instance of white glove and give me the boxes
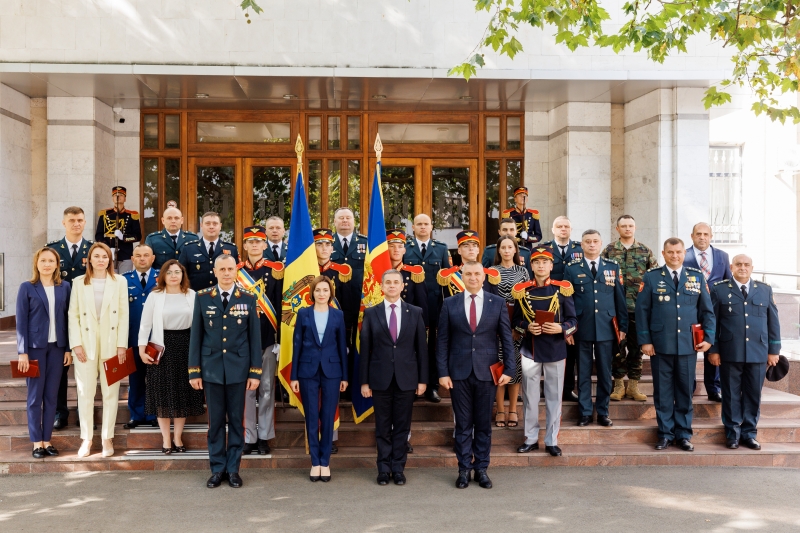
[114,229,124,240]
[521,231,528,240]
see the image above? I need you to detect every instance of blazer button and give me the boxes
[85,328,89,331]
[111,327,114,330]
[113,310,116,313]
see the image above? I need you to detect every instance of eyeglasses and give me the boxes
[165,270,183,276]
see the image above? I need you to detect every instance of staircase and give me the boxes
[3,354,800,474]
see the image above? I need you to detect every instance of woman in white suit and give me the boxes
[68,242,129,458]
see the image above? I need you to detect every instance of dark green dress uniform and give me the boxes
[144,229,198,269]
[94,207,142,261]
[541,240,583,281]
[482,243,532,279]
[331,233,367,331]
[635,265,715,444]
[178,238,240,292]
[501,206,542,247]
[565,258,628,420]
[188,285,262,476]
[47,237,93,424]
[710,279,781,442]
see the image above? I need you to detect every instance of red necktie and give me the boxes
[469,294,477,333]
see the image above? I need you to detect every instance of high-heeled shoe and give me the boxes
[309,466,321,482]
[101,439,114,457]
[172,441,185,453]
[77,440,91,458]
[320,466,331,482]
[162,444,172,455]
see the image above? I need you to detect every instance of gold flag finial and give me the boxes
[374,133,383,162]
[295,134,304,165]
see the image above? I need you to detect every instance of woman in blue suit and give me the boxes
[290,275,348,482]
[16,247,72,458]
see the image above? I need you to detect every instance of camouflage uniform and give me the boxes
[601,240,658,381]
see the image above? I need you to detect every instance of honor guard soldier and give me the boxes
[387,229,429,326]
[502,186,542,248]
[48,206,93,429]
[314,228,353,300]
[179,211,239,292]
[237,225,285,456]
[512,247,578,457]
[144,206,197,269]
[635,237,715,452]
[541,216,583,281]
[438,230,500,297]
[564,230,628,427]
[404,213,451,403]
[95,186,142,273]
[482,218,533,278]
[709,254,781,450]
[188,254,262,489]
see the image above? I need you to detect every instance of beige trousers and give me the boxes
[74,336,121,441]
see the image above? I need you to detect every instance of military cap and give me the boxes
[386,229,406,243]
[530,247,554,262]
[456,230,480,246]
[243,225,267,241]
[513,186,528,197]
[111,185,127,195]
[313,228,335,242]
[766,355,790,382]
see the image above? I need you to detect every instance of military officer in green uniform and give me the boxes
[144,206,197,269]
[95,186,142,273]
[482,217,532,278]
[501,186,542,248]
[179,211,239,292]
[602,214,658,402]
[47,206,92,429]
[189,254,261,489]
[404,213,452,403]
[635,237,715,452]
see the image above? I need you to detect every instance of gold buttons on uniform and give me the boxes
[677,329,681,333]
[223,315,227,319]
[223,326,227,330]
[223,349,227,353]
[223,338,227,342]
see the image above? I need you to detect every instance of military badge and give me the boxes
[664,295,670,301]
[223,249,231,255]
[357,243,366,254]
[604,270,615,286]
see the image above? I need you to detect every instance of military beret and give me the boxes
[765,355,790,382]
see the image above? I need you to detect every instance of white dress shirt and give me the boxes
[694,246,714,273]
[337,232,354,250]
[585,257,601,272]
[65,237,83,255]
[202,237,219,253]
[668,265,683,281]
[44,285,57,342]
[736,278,752,295]
[384,298,402,336]
[135,268,152,285]
[464,289,484,326]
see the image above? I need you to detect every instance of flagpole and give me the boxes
[374,133,382,172]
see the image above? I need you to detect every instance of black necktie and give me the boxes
[208,241,215,256]
[421,243,427,257]
[71,244,78,261]
[672,270,679,288]
[140,272,147,289]
[171,234,177,246]
[272,244,280,260]
[560,246,566,259]
[741,284,748,299]
[590,261,597,277]
[222,291,229,310]
[342,238,349,255]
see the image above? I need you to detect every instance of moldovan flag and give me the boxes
[351,160,392,423]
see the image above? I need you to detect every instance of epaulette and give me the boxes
[567,259,582,266]
[647,266,661,272]
[526,209,540,219]
[484,244,497,250]
[501,207,514,214]
[357,233,367,240]
[98,209,106,216]
[432,238,447,245]
[603,258,618,265]
[686,266,702,273]
[551,279,574,297]
[400,263,425,283]
[263,259,284,280]
[124,209,140,221]
[540,240,553,247]
[236,261,246,269]
[187,239,201,246]
[147,231,161,238]
[46,240,60,246]
[328,262,352,283]
[123,269,134,275]
[437,265,460,286]
[519,245,531,252]
[511,280,535,300]
[714,279,729,286]
[236,287,256,298]
[198,287,213,295]
[484,267,501,285]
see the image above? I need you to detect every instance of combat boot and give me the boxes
[625,379,647,401]
[610,378,625,401]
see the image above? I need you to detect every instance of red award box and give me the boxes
[534,311,555,325]
[490,361,505,385]
[691,324,704,348]
[10,360,40,378]
[103,349,138,386]
[144,342,165,365]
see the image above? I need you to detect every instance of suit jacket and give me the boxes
[16,281,71,353]
[124,269,159,348]
[290,306,348,381]
[710,280,781,363]
[635,266,716,355]
[145,229,198,269]
[564,258,628,342]
[68,274,129,361]
[684,246,732,284]
[436,291,515,382]
[188,286,262,385]
[359,301,428,391]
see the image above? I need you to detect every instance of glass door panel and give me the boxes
[369,158,421,234]
[195,165,236,242]
[252,165,292,226]
[425,159,479,259]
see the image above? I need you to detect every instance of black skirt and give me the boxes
[145,329,205,419]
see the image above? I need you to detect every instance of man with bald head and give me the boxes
[684,222,732,402]
[145,206,198,269]
[709,254,781,450]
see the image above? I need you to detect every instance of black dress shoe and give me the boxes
[32,447,46,459]
[676,438,694,452]
[426,389,441,403]
[392,472,406,485]
[228,472,243,488]
[123,419,141,429]
[406,441,413,454]
[726,439,739,449]
[172,442,186,453]
[474,469,492,489]
[708,392,723,402]
[377,472,390,485]
[545,445,562,457]
[242,442,257,455]
[53,418,67,430]
[597,415,613,427]
[740,437,761,450]
[331,443,339,454]
[517,442,539,453]
[207,472,225,488]
[44,446,59,456]
[577,415,592,426]
[655,438,673,450]
[320,469,331,482]
[455,470,470,489]
[258,439,271,455]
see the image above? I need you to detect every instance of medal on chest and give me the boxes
[604,270,615,286]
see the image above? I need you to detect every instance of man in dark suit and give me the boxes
[437,261,515,489]
[709,254,781,450]
[263,215,288,262]
[684,222,732,402]
[189,254,261,489]
[360,269,428,485]
[144,207,198,269]
[179,211,239,292]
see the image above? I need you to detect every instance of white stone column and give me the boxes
[525,111,549,228]
[547,102,612,240]
[0,84,32,319]
[673,88,710,240]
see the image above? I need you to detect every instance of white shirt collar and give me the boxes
[268,240,283,249]
[166,230,181,238]
[735,278,752,291]
[466,289,484,300]
[668,265,683,278]
[135,268,151,280]
[585,257,600,270]
[217,284,235,295]
[65,236,83,249]
[384,298,401,310]
[202,237,219,249]
[416,238,431,248]
[337,232,354,246]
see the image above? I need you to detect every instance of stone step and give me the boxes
[0,363,75,380]
[4,442,800,474]
[0,379,130,402]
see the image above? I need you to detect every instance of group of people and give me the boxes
[14,184,782,490]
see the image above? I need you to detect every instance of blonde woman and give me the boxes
[68,242,129,458]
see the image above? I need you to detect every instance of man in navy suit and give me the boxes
[437,261,515,489]
[709,254,781,450]
[263,216,288,262]
[122,245,159,429]
[684,222,732,402]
